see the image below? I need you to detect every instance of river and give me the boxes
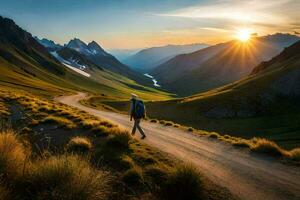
[144,73,161,87]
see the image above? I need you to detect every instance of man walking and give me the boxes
[130,94,146,139]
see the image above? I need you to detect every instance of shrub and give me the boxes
[25,155,111,200]
[122,167,143,187]
[161,164,203,200]
[107,130,131,149]
[66,137,93,154]
[0,131,28,181]
[250,138,286,157]
[289,148,300,161]
[208,132,219,139]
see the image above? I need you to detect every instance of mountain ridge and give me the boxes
[153,33,299,96]
[124,43,209,72]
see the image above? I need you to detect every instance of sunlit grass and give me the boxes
[66,136,93,154]
[0,130,28,181]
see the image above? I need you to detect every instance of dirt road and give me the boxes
[57,93,300,200]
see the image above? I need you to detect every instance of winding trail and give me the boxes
[56,93,300,200]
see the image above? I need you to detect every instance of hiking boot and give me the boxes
[141,135,146,139]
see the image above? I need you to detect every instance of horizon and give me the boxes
[0,0,299,50]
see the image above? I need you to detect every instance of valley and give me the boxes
[1,1,300,199]
[89,40,300,150]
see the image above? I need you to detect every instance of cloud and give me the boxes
[157,0,295,28]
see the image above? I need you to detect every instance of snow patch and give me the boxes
[62,63,90,77]
[51,51,90,77]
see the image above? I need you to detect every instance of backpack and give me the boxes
[134,100,145,119]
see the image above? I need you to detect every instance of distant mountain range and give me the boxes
[123,43,209,72]
[145,40,300,148]
[0,16,90,93]
[108,49,141,61]
[0,16,165,99]
[35,37,152,85]
[152,33,299,96]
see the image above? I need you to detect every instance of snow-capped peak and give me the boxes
[34,37,62,50]
[65,38,110,56]
[88,41,109,56]
[66,38,93,55]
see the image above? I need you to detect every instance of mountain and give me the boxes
[35,38,104,73]
[66,38,93,55]
[0,16,66,77]
[108,48,141,61]
[124,43,209,72]
[141,40,300,148]
[53,47,103,71]
[153,33,299,96]
[0,16,169,100]
[64,38,151,84]
[35,37,62,51]
[87,41,109,56]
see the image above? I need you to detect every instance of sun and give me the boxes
[236,29,251,42]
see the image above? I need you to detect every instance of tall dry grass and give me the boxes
[161,164,203,200]
[25,155,111,200]
[0,130,28,181]
[0,130,112,200]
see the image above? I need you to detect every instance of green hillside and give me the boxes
[0,16,171,100]
[103,41,300,149]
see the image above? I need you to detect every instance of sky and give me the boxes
[0,0,299,49]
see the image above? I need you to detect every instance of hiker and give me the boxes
[130,94,146,139]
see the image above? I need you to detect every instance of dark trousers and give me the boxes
[131,118,145,136]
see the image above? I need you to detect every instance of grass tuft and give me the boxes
[0,131,28,181]
[25,155,111,200]
[42,116,76,129]
[187,127,194,132]
[122,167,143,187]
[150,119,158,123]
[164,121,174,126]
[208,132,220,139]
[250,138,287,157]
[107,130,132,149]
[119,155,135,170]
[161,164,203,200]
[289,148,300,161]
[143,165,169,188]
[66,137,93,154]
[173,124,180,128]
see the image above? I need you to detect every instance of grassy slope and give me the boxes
[0,49,171,100]
[100,49,300,149]
[0,84,235,200]
[0,16,171,100]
